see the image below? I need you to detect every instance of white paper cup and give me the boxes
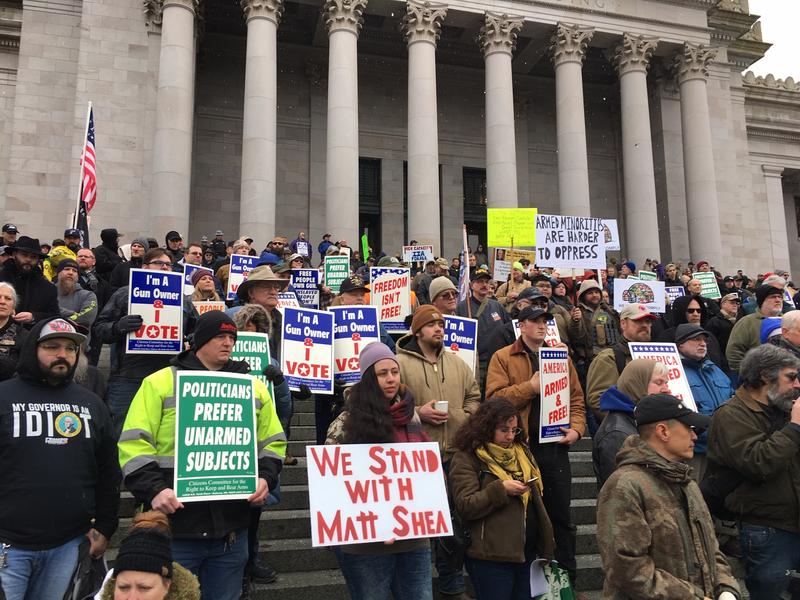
[434,400,449,413]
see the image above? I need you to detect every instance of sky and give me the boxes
[746,1,799,79]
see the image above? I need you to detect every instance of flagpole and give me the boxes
[73,101,92,228]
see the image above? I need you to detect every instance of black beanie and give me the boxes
[193,310,238,350]
[756,284,783,307]
[114,529,173,578]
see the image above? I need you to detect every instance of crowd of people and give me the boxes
[1,219,799,600]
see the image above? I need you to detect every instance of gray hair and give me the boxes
[763,275,785,288]
[782,310,800,332]
[0,282,17,307]
[739,344,800,389]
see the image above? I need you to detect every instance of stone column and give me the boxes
[239,0,284,243]
[149,0,199,237]
[551,23,593,216]
[324,0,367,246]
[402,0,447,250]
[612,33,659,263]
[762,165,791,271]
[478,12,523,209]
[674,43,722,265]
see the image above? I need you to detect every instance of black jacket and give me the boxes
[109,257,143,292]
[659,295,727,371]
[79,269,113,313]
[0,320,27,381]
[0,260,60,323]
[705,314,737,355]
[94,286,197,379]
[0,317,120,549]
[123,350,282,539]
[92,230,123,282]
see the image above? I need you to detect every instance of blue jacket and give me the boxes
[682,356,734,454]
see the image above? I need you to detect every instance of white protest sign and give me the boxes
[330,306,381,384]
[665,286,685,306]
[601,219,620,251]
[192,301,226,315]
[613,279,666,314]
[493,258,511,283]
[227,255,259,301]
[291,269,320,309]
[402,245,434,263]
[629,342,697,411]
[281,307,335,394]
[277,291,301,312]
[183,264,214,295]
[535,214,606,271]
[370,267,411,334]
[512,318,562,348]
[295,240,311,258]
[306,442,452,547]
[443,315,478,375]
[539,348,570,443]
[126,269,183,354]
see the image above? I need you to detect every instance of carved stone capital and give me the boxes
[477,12,524,57]
[241,0,283,24]
[324,0,368,36]
[402,0,447,46]
[612,33,658,76]
[550,23,593,67]
[673,43,717,84]
[143,0,163,32]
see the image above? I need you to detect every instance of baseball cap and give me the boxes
[339,275,369,294]
[720,292,740,304]
[517,306,552,322]
[471,267,492,281]
[634,394,711,430]
[64,228,81,238]
[2,224,18,234]
[38,318,87,345]
[619,304,658,321]
[434,257,449,270]
[166,230,182,241]
[215,230,224,236]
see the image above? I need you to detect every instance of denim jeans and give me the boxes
[739,523,800,600]
[338,548,433,600]
[0,534,83,600]
[172,529,248,600]
[465,556,531,600]
[106,375,145,438]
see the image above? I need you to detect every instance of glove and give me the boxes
[293,384,312,400]
[115,314,143,334]
[262,364,285,386]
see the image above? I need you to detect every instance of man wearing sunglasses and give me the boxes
[598,394,739,600]
[95,248,197,436]
[707,344,800,599]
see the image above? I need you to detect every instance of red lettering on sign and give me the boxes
[316,509,377,544]
[133,325,179,339]
[344,476,393,503]
[308,445,352,476]
[392,506,449,538]
[548,405,569,424]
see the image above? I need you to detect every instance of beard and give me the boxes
[767,382,799,413]
[58,278,76,295]
[42,358,75,385]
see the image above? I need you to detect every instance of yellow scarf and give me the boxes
[475,442,544,512]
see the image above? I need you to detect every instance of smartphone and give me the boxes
[526,477,539,487]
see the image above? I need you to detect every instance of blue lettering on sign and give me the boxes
[130,270,183,307]
[282,307,334,344]
[443,317,477,352]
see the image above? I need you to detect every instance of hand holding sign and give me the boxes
[152,488,184,514]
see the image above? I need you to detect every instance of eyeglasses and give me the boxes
[439,291,457,300]
[146,260,172,267]
[40,342,79,354]
[498,427,522,435]
[685,308,702,314]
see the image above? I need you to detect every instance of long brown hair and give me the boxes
[342,366,395,444]
[453,397,525,451]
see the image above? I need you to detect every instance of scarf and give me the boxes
[476,442,543,512]
[389,391,428,443]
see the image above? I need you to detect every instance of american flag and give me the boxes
[79,106,97,212]
[458,224,470,302]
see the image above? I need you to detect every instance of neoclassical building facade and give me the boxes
[0,0,798,274]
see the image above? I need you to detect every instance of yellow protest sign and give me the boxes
[487,208,537,247]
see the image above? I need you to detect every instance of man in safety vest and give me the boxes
[118,311,286,600]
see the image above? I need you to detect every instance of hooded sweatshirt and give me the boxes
[0,317,120,549]
[660,294,727,371]
[597,435,739,599]
[92,229,123,281]
[593,359,657,487]
[0,259,60,323]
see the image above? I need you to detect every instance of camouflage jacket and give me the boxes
[597,436,739,600]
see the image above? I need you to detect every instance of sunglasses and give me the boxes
[438,291,458,300]
[685,308,702,314]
